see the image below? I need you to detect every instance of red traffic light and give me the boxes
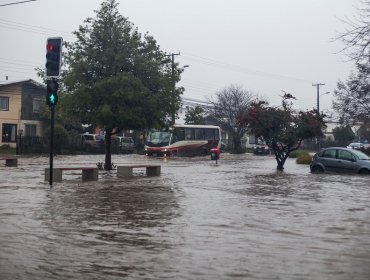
[45,37,63,78]
[47,43,54,52]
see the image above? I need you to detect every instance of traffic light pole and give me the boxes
[49,104,55,186]
[45,36,62,186]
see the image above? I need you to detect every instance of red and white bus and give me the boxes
[144,124,221,157]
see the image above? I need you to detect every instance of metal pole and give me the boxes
[312,83,325,152]
[49,105,54,186]
[312,83,325,113]
[317,85,319,113]
[171,53,175,125]
[168,52,180,125]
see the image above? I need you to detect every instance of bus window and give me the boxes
[205,128,220,140]
[194,128,205,140]
[185,128,194,140]
[214,128,220,140]
[147,131,171,146]
[205,128,214,140]
[171,128,185,144]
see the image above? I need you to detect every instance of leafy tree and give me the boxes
[62,0,183,169]
[241,93,326,170]
[184,106,205,125]
[35,69,83,133]
[332,62,370,124]
[44,124,69,153]
[37,95,83,134]
[332,125,355,143]
[208,85,256,154]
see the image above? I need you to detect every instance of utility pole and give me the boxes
[312,83,325,113]
[167,52,180,125]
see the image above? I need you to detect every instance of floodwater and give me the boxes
[0,153,370,280]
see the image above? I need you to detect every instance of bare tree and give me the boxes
[208,85,256,154]
[337,0,370,62]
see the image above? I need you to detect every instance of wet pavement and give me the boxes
[0,153,370,280]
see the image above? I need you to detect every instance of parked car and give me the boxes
[310,147,370,174]
[80,133,105,153]
[118,136,135,153]
[347,142,365,150]
[253,143,271,155]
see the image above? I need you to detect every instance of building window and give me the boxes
[0,96,9,111]
[25,124,37,137]
[33,98,42,113]
[2,123,17,143]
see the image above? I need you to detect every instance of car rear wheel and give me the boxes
[359,169,370,175]
[311,165,324,173]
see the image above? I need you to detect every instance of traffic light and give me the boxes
[46,79,59,107]
[46,37,62,77]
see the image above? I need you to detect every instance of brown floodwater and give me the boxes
[0,153,370,279]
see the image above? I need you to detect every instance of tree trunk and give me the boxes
[276,160,285,171]
[231,132,244,154]
[104,129,112,171]
[272,146,288,171]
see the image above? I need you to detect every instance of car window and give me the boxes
[338,150,354,161]
[352,150,370,160]
[322,149,336,158]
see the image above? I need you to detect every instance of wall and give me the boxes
[0,84,22,148]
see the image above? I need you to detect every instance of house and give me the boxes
[0,79,45,148]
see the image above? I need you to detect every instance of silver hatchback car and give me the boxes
[310,147,370,174]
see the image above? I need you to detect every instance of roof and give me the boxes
[0,79,45,89]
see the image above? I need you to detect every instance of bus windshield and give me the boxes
[146,131,171,147]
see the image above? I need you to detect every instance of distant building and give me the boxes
[0,79,45,148]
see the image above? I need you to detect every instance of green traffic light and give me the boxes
[46,79,59,107]
[49,93,56,104]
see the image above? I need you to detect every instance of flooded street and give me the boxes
[1,153,370,279]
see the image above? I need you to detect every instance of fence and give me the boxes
[16,135,124,155]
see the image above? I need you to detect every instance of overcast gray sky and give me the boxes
[0,0,361,113]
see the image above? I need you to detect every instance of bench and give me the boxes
[117,165,161,178]
[0,156,18,167]
[44,167,99,182]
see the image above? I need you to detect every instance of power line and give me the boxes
[0,19,75,39]
[0,58,39,68]
[182,52,313,84]
[0,0,37,7]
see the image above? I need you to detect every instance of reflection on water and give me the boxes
[1,154,370,279]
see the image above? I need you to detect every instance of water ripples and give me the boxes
[1,154,370,279]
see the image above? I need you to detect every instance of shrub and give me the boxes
[44,124,69,153]
[290,150,310,158]
[296,154,312,165]
[0,144,15,154]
